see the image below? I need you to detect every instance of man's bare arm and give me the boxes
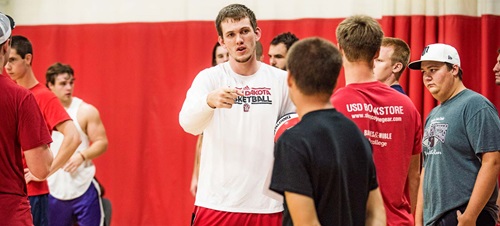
[458,151,500,224]
[415,167,425,226]
[51,120,81,173]
[366,188,386,226]
[24,144,53,180]
[408,154,421,214]
[284,191,321,226]
[63,103,107,173]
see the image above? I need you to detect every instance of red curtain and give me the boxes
[11,14,500,225]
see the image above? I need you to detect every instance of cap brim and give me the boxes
[408,60,422,70]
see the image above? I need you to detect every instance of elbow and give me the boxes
[35,167,51,180]
[65,129,82,149]
[179,116,200,135]
[74,133,82,146]
[32,159,53,180]
[101,139,109,154]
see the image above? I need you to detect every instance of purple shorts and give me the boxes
[48,182,103,226]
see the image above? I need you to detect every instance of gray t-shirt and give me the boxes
[422,89,500,225]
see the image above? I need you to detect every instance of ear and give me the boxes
[254,27,262,42]
[287,71,294,88]
[373,48,380,60]
[24,53,33,65]
[392,62,403,74]
[47,82,55,91]
[218,36,225,47]
[451,65,460,76]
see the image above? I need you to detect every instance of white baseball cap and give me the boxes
[408,43,461,70]
[0,12,15,45]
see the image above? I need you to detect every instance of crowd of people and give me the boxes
[1,12,110,226]
[179,4,500,226]
[2,3,500,225]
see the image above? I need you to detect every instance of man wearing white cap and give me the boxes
[0,12,54,225]
[409,43,500,226]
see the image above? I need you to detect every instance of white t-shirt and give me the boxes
[179,62,295,213]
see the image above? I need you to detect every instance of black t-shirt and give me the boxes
[270,109,378,226]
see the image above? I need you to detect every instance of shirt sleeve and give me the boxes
[466,106,500,154]
[179,69,217,135]
[19,93,52,150]
[42,95,71,131]
[270,136,313,198]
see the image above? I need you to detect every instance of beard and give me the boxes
[234,55,252,63]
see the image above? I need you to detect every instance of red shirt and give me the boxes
[331,81,422,226]
[0,75,52,224]
[24,83,71,196]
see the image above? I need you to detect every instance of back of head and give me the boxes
[336,15,384,64]
[287,37,342,97]
[215,4,257,37]
[270,32,299,50]
[382,37,410,78]
[11,35,33,61]
[45,62,74,87]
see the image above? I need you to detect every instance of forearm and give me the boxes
[179,93,215,135]
[50,134,80,173]
[408,154,421,214]
[193,135,202,178]
[366,188,386,226]
[80,139,108,161]
[366,209,386,226]
[463,155,500,220]
[415,167,425,226]
[25,145,53,180]
[285,191,321,226]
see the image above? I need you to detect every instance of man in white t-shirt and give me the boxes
[179,3,294,225]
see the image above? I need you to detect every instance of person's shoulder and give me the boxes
[76,98,101,118]
[0,76,30,95]
[462,89,489,101]
[196,63,227,79]
[259,63,287,77]
[459,89,496,110]
[30,83,57,99]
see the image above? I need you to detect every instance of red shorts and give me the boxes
[192,206,282,226]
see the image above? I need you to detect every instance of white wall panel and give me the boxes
[2,0,499,25]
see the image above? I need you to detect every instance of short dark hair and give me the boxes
[287,37,343,97]
[445,62,463,81]
[270,32,299,51]
[211,42,222,66]
[215,4,257,37]
[256,41,263,59]
[11,35,33,63]
[336,15,383,65]
[45,62,74,87]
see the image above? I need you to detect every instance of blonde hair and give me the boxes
[336,15,384,65]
